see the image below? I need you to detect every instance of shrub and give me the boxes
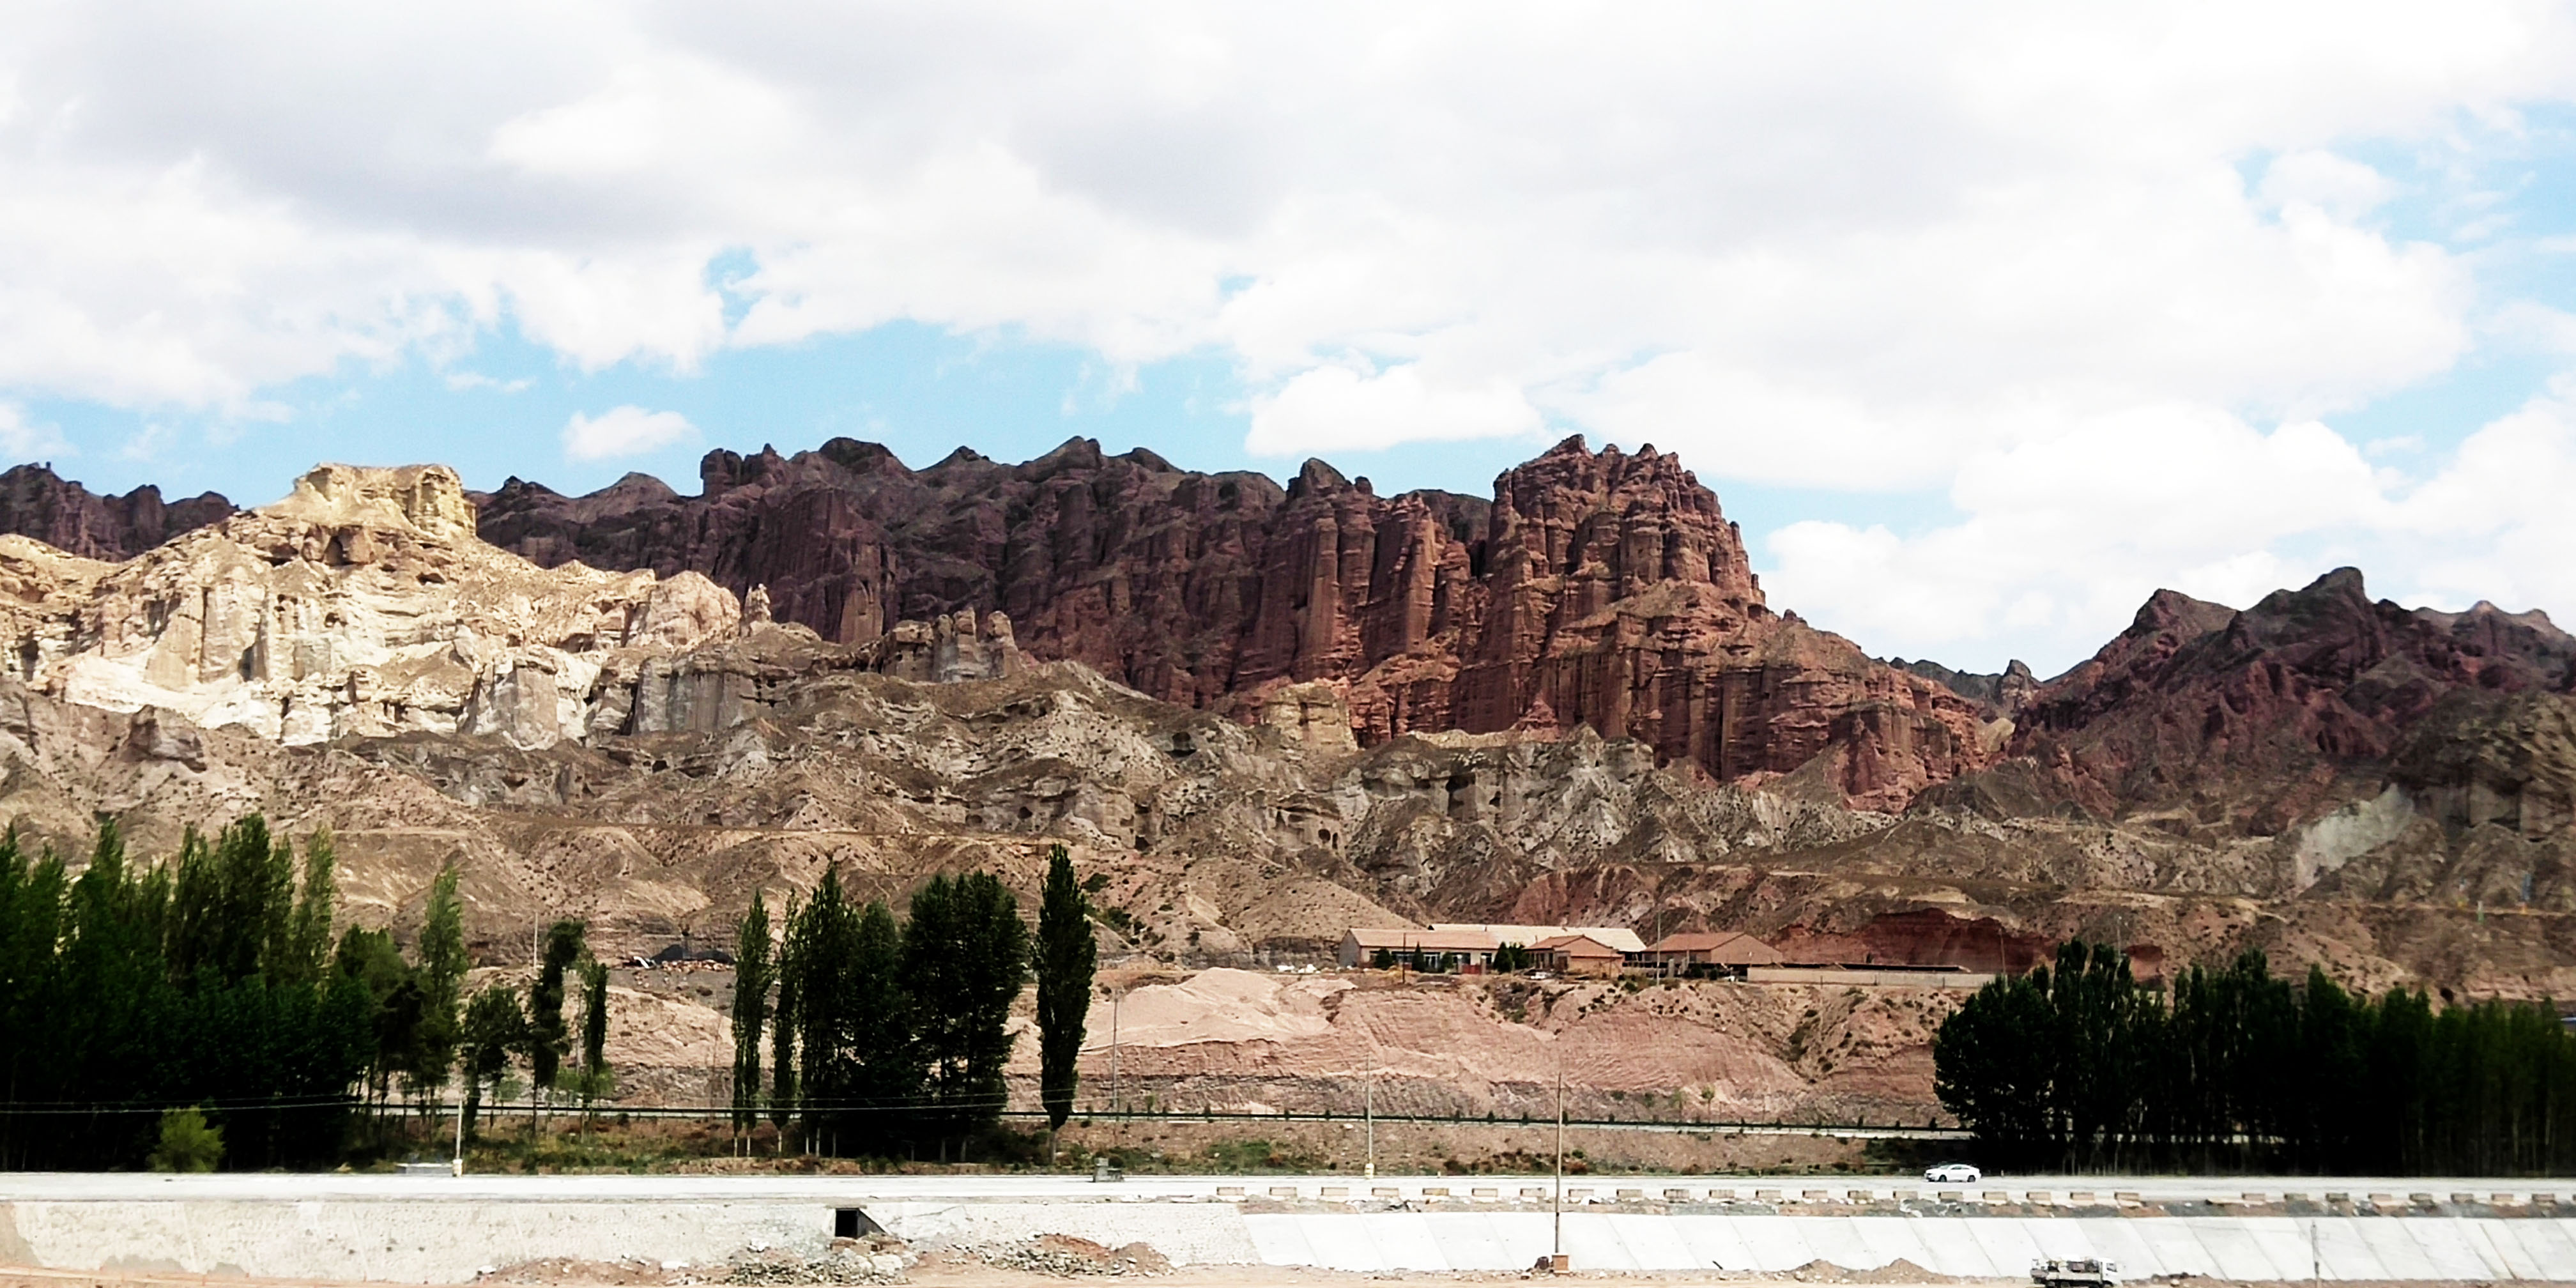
[148,1107,224,1174]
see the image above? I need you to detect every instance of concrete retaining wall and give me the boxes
[9,1195,2576,1283]
[1238,1211,2576,1278]
[0,1201,834,1285]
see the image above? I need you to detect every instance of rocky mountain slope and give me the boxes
[1,452,2572,1116]
[471,437,1994,809]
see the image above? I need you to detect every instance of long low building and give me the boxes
[1431,923,1648,954]
[1337,924,1647,970]
[1336,927,1505,969]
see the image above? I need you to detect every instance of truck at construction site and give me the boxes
[2032,1258,2120,1288]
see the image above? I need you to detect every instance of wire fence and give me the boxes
[0,1093,1959,1140]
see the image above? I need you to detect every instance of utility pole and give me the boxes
[1108,986,1121,1117]
[451,1074,466,1176]
[1365,1078,1376,1179]
[1553,1049,1567,1272]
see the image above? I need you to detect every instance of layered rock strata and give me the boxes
[475,436,1994,808]
[0,464,742,746]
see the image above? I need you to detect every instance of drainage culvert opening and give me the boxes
[832,1208,881,1239]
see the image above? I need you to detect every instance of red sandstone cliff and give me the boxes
[0,463,234,560]
[1937,567,2576,831]
[474,434,1995,808]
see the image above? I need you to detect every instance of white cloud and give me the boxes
[1764,408,2389,666]
[1246,364,1538,456]
[0,402,68,461]
[563,406,697,461]
[4,4,2576,666]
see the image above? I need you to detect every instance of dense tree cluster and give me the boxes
[0,818,368,1169]
[0,817,607,1170]
[1936,941,2576,1174]
[737,859,1094,1162]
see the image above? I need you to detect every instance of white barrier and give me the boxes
[8,1194,2576,1282]
[1230,1211,2576,1278]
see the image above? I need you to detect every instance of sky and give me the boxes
[7,4,2576,676]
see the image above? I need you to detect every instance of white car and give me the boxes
[1923,1163,1982,1184]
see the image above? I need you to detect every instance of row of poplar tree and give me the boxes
[0,817,608,1170]
[726,845,1097,1162]
[1935,940,2576,1174]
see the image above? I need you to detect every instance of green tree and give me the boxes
[1034,845,1094,1151]
[335,926,425,1117]
[1492,942,1531,973]
[147,1107,224,1173]
[769,894,799,1146]
[902,871,1029,1159]
[730,890,772,1139]
[459,983,527,1140]
[528,919,586,1105]
[578,958,611,1112]
[783,874,858,1150]
[845,899,919,1146]
[277,827,339,986]
[413,864,469,1108]
[1933,966,2058,1169]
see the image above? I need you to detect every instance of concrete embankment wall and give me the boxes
[10,1191,2576,1282]
[0,1201,834,1285]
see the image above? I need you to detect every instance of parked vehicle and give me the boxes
[1922,1163,1981,1184]
[2032,1258,2119,1287]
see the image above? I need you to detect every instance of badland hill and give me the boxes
[0,445,2570,1120]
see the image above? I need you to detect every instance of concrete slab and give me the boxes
[2460,1218,2546,1281]
[2131,1218,2219,1278]
[1605,1212,1696,1271]
[1355,1213,1447,1272]
[2310,1217,2386,1281]
[1669,1214,1758,1271]
[2185,1216,2292,1281]
[2069,1217,2159,1276]
[1729,1215,1817,1272]
[1558,1213,1639,1273]
[2502,1219,2576,1281]
[1961,1214,2045,1278]
[1239,1213,1318,1269]
[2405,1218,2503,1281]
[2021,1215,2097,1263]
[1847,1215,1936,1272]
[2352,1216,2441,1280]
[2244,1217,2326,1281]
[1908,1218,2004,1278]
[1793,1216,1876,1270]
[1420,1213,1514,1271]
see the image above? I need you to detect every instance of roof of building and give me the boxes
[1342,928,1499,952]
[1646,930,1785,964]
[1432,924,1647,954]
[1530,933,1627,957]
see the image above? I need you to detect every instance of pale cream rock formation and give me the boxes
[0,464,740,747]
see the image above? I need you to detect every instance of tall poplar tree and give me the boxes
[459,983,526,1139]
[278,827,338,986]
[1034,845,1094,1153]
[415,864,469,1107]
[730,891,772,1138]
[528,919,586,1112]
[578,958,610,1114]
[845,899,919,1146]
[902,871,1028,1159]
[768,893,799,1146]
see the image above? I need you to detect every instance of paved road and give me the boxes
[0,1171,2564,1204]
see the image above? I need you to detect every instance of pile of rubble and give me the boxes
[724,1238,911,1285]
[955,1235,1170,1278]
